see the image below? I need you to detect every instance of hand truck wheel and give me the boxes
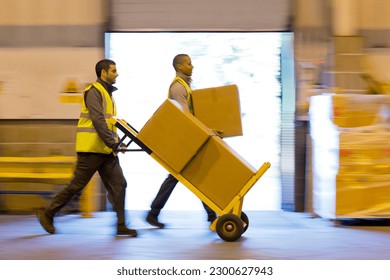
[241,211,249,233]
[216,213,244,242]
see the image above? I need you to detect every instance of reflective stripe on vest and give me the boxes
[168,76,193,114]
[76,82,117,154]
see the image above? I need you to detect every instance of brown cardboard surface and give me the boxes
[181,136,256,210]
[137,99,213,173]
[332,94,390,127]
[336,175,390,215]
[192,84,243,137]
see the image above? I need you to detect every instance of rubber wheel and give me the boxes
[216,214,244,242]
[241,211,249,233]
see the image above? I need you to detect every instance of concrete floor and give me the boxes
[0,210,390,260]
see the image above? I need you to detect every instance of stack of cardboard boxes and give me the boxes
[137,85,256,210]
[310,93,390,219]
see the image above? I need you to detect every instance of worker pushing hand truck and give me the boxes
[109,99,270,242]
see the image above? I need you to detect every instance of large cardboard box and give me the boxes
[331,94,390,128]
[192,84,243,137]
[181,136,256,210]
[137,99,213,173]
[335,174,390,216]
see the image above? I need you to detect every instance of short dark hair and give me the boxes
[95,59,116,78]
[173,54,189,71]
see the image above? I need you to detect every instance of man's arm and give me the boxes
[169,82,190,112]
[169,81,223,137]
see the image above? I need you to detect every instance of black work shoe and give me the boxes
[208,214,217,223]
[116,225,137,237]
[146,213,165,228]
[36,208,55,234]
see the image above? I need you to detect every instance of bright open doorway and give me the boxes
[105,32,283,211]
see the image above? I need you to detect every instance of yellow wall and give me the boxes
[0,0,106,25]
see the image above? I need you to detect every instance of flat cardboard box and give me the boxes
[192,84,243,137]
[336,174,390,216]
[331,94,390,127]
[181,135,256,210]
[137,99,213,173]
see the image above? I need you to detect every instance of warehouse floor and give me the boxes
[1,210,390,260]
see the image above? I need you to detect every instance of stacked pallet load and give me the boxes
[309,93,390,219]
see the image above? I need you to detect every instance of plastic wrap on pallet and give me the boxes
[331,93,390,128]
[309,94,390,219]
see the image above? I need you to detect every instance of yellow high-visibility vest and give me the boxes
[76,82,117,154]
[168,76,193,114]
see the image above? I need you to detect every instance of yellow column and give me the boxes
[332,0,359,36]
[79,174,100,218]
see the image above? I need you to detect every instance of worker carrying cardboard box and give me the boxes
[145,54,217,228]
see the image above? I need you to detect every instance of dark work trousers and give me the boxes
[150,173,216,220]
[45,152,127,225]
